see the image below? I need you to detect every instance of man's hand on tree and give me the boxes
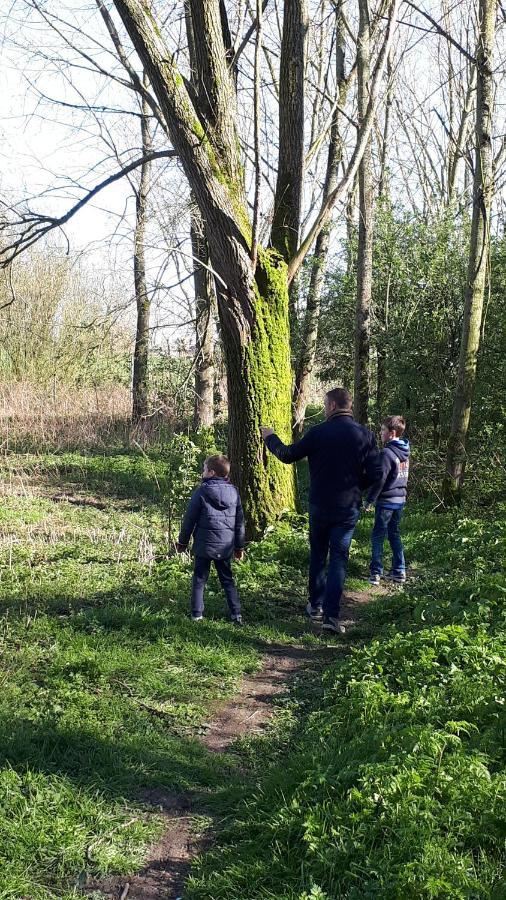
[234,548,245,561]
[261,426,274,440]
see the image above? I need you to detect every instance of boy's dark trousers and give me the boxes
[370,505,405,575]
[191,556,241,617]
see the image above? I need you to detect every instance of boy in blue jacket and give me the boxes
[177,454,245,624]
[365,416,410,585]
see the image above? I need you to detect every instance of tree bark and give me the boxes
[443,0,497,503]
[448,67,476,202]
[112,0,398,536]
[354,0,374,425]
[293,7,347,438]
[271,0,308,341]
[114,0,294,537]
[191,211,216,429]
[132,83,152,422]
[270,0,308,263]
[375,56,394,422]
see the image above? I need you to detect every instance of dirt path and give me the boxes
[86,592,371,900]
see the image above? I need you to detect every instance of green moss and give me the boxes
[240,249,296,537]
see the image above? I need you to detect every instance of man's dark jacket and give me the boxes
[178,477,245,559]
[265,412,383,513]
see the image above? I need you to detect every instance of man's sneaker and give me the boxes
[305,601,323,620]
[368,574,381,586]
[231,615,243,627]
[321,616,346,635]
[191,614,204,622]
[385,571,406,584]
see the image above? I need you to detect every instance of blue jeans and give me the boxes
[308,505,360,618]
[370,505,405,576]
[191,557,241,617]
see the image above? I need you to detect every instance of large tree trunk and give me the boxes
[271,0,308,341]
[191,212,216,429]
[132,85,151,422]
[354,0,373,425]
[113,0,397,536]
[443,0,497,503]
[271,0,307,263]
[114,0,294,536]
[293,8,347,438]
[223,249,295,537]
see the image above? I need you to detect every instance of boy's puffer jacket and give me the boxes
[178,477,245,559]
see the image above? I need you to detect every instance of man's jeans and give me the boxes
[191,556,241,617]
[370,505,405,576]
[308,505,360,618]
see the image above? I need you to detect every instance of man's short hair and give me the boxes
[206,454,231,477]
[383,415,406,437]
[326,387,353,410]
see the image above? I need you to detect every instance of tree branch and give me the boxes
[0,151,176,266]
[404,1,477,67]
[288,0,401,283]
[94,0,165,127]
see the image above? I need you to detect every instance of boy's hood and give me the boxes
[385,438,410,462]
[201,477,235,510]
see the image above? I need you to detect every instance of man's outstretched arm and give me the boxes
[261,426,314,463]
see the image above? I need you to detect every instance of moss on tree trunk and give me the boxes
[224,249,295,539]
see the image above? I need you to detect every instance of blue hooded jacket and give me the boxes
[178,477,245,559]
[366,438,410,506]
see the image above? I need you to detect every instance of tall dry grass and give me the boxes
[0,382,178,451]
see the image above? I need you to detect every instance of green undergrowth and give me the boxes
[1,445,505,899]
[187,503,506,900]
[0,449,321,898]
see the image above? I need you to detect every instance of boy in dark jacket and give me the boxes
[177,454,245,624]
[365,416,410,585]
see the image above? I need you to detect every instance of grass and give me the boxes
[0,441,505,899]
[0,445,325,899]
[186,502,506,900]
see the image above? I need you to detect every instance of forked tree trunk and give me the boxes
[354,0,373,425]
[191,212,216,429]
[443,0,497,503]
[113,0,398,536]
[132,84,151,422]
[114,0,296,537]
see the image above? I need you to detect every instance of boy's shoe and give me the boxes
[231,615,243,627]
[321,616,346,635]
[368,574,381,586]
[305,602,323,620]
[191,614,204,621]
[385,571,406,583]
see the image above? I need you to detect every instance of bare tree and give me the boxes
[293,3,348,437]
[443,0,498,502]
[132,81,152,422]
[354,0,373,424]
[1,0,401,535]
[191,208,217,428]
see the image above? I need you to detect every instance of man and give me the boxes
[261,388,382,633]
